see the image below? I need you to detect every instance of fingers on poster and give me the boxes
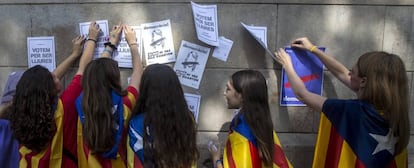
[27,36,56,72]
[113,26,142,68]
[79,20,109,59]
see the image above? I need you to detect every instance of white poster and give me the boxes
[184,93,201,123]
[174,41,210,89]
[113,26,142,68]
[79,20,109,59]
[241,22,276,60]
[27,36,56,72]
[212,36,233,62]
[191,1,219,46]
[141,19,175,65]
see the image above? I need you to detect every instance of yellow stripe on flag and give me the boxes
[337,140,357,167]
[312,113,331,168]
[394,149,407,168]
[224,131,253,168]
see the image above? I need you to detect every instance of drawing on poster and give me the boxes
[150,29,166,49]
[182,51,199,71]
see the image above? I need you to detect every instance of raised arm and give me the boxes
[76,21,101,75]
[101,24,123,58]
[291,37,352,90]
[53,36,85,79]
[275,48,327,112]
[124,25,143,91]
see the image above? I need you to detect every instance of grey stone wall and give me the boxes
[0,1,413,167]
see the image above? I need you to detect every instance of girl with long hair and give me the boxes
[75,24,143,167]
[275,37,409,168]
[128,64,199,168]
[2,22,99,168]
[211,70,292,168]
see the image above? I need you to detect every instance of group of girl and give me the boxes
[0,20,409,168]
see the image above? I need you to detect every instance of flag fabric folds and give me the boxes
[223,114,293,168]
[313,99,407,168]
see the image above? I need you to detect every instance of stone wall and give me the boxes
[0,1,413,167]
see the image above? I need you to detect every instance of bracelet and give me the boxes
[129,43,138,46]
[310,45,317,52]
[87,38,97,43]
[104,42,117,50]
[215,159,222,168]
[103,48,113,56]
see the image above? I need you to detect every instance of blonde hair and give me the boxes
[357,51,410,154]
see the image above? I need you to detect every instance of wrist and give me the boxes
[214,159,222,168]
[309,45,317,52]
[104,42,117,50]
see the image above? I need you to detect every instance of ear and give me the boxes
[359,76,367,88]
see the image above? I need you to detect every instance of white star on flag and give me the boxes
[369,129,398,155]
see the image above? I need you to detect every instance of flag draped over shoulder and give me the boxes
[223,115,293,168]
[313,99,407,168]
[75,87,137,168]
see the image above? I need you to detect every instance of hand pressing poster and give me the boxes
[191,1,219,46]
[113,26,142,68]
[27,36,56,72]
[280,47,325,106]
[141,19,175,65]
[241,22,276,60]
[79,20,109,59]
[184,93,201,123]
[174,40,210,89]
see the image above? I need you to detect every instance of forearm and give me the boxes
[53,53,78,79]
[312,48,351,87]
[129,46,143,90]
[76,41,95,75]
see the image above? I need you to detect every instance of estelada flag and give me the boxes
[313,99,407,168]
[223,115,293,168]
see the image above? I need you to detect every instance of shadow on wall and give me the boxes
[201,121,230,168]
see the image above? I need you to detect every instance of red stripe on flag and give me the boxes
[24,150,36,168]
[38,147,51,168]
[248,141,262,167]
[284,74,319,88]
[273,144,289,168]
[134,154,143,168]
[386,159,397,168]
[324,125,343,168]
[355,158,366,168]
[226,140,236,168]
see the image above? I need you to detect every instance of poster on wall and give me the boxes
[280,47,325,106]
[141,19,175,65]
[113,26,142,68]
[27,36,56,72]
[212,36,233,62]
[241,22,276,60]
[191,1,219,46]
[184,93,201,123]
[174,40,210,89]
[79,20,109,59]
